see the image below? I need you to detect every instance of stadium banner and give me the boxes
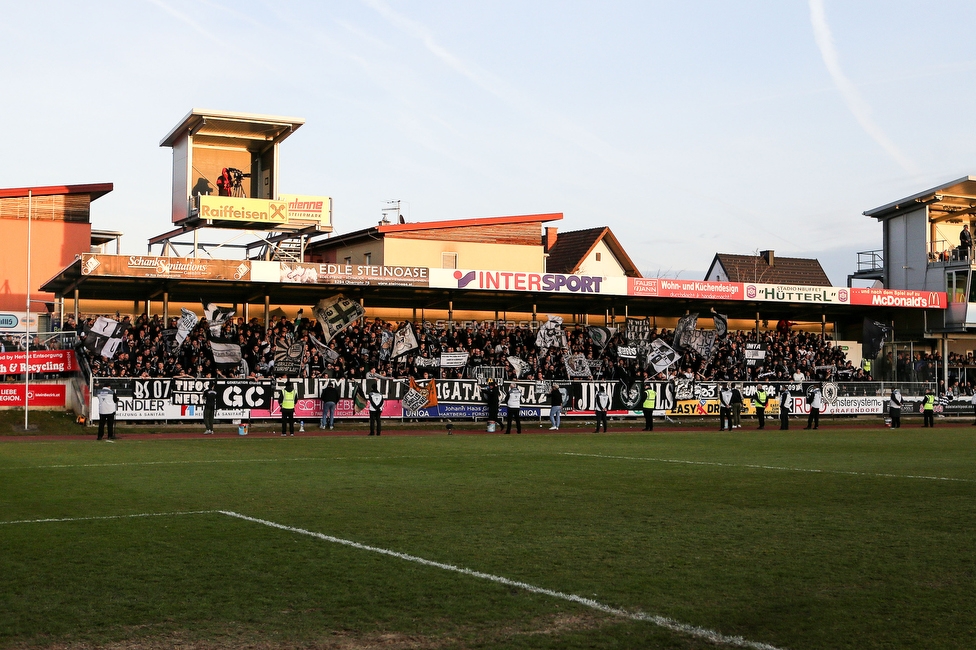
[849,287,946,309]
[744,283,852,305]
[83,377,940,422]
[279,262,429,287]
[197,195,288,225]
[279,194,331,227]
[81,254,250,281]
[0,349,78,375]
[0,383,66,408]
[429,268,609,294]
[628,278,743,301]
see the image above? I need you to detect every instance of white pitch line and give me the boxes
[0,510,216,525]
[562,452,976,483]
[219,510,784,650]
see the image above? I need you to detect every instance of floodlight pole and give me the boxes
[24,191,32,431]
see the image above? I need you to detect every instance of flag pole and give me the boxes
[25,190,32,431]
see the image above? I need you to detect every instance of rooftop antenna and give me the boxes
[380,199,402,225]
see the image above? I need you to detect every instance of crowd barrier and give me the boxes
[87,377,968,423]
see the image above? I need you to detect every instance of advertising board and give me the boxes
[81,254,250,281]
[0,350,78,375]
[0,383,66,408]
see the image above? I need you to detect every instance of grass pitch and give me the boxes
[1,427,975,649]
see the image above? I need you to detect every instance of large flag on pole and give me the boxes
[176,308,198,345]
[392,322,419,358]
[862,318,891,359]
[201,300,236,338]
[313,295,366,343]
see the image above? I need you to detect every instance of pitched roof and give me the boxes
[707,252,831,286]
[307,213,562,250]
[546,226,641,277]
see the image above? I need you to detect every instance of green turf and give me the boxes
[1,429,975,649]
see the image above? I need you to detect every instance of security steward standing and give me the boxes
[922,387,936,427]
[280,379,298,436]
[96,383,118,441]
[754,386,768,429]
[779,386,792,430]
[642,384,656,431]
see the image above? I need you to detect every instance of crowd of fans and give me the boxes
[60,312,879,384]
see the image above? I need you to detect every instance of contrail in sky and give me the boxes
[809,0,918,174]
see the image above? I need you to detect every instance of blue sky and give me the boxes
[2,1,975,285]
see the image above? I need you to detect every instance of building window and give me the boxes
[595,252,602,261]
[364,252,372,265]
[344,256,352,265]
[442,252,458,269]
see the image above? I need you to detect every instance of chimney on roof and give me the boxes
[545,227,558,252]
[760,250,774,267]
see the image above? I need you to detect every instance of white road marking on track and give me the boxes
[0,511,215,525]
[561,452,976,483]
[219,510,785,650]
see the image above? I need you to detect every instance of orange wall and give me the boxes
[0,219,91,311]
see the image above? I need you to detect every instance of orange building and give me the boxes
[0,183,113,321]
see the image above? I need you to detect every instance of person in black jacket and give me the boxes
[320,379,339,430]
[485,379,500,430]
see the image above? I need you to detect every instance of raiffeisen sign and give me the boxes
[198,195,288,224]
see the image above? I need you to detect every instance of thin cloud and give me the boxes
[144,0,273,72]
[809,0,918,174]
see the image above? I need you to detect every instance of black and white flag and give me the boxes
[507,355,531,378]
[673,314,698,351]
[176,308,199,345]
[313,295,366,343]
[274,337,305,376]
[711,310,728,338]
[392,322,419,358]
[862,318,891,359]
[647,338,680,375]
[626,318,651,345]
[587,326,615,349]
[210,341,242,366]
[308,333,340,363]
[201,300,236,338]
[535,315,567,350]
[563,353,593,379]
[84,316,124,359]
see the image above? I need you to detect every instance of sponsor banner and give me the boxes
[849,288,946,309]
[430,268,607,294]
[81,254,250,281]
[279,194,331,226]
[0,383,66,407]
[198,195,288,224]
[744,283,851,304]
[281,262,429,287]
[0,350,78,375]
[790,396,885,416]
[629,278,743,301]
[0,312,40,333]
[899,397,973,417]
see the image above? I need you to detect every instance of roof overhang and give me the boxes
[160,109,304,150]
[865,176,976,223]
[0,183,113,202]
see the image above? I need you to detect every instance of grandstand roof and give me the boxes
[0,183,113,202]
[705,251,831,286]
[545,226,641,277]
